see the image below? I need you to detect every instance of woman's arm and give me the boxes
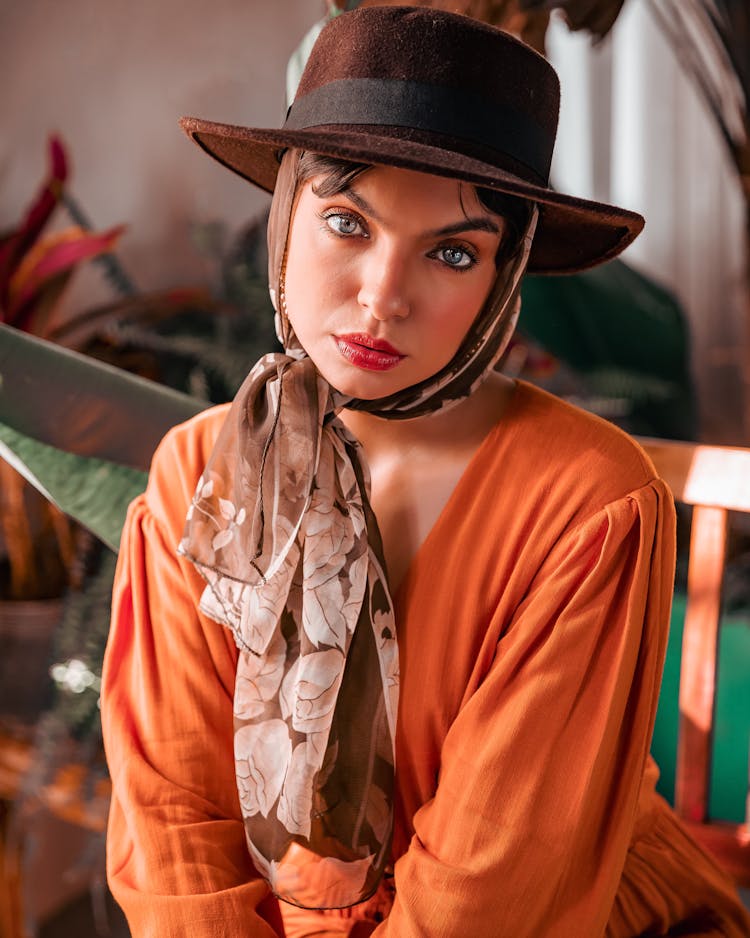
[375,481,675,937]
[101,422,283,938]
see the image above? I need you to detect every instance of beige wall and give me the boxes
[0,0,321,316]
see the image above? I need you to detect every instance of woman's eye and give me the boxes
[435,245,476,270]
[323,212,365,237]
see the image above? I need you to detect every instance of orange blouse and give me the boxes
[102,381,750,937]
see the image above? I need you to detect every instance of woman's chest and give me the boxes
[384,478,523,851]
[368,454,470,592]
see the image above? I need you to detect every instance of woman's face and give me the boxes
[282,164,506,400]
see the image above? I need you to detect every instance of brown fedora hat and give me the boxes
[180,5,643,274]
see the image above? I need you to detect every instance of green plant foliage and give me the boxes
[0,322,205,471]
[0,323,210,549]
[0,421,147,552]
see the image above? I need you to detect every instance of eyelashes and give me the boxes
[320,209,366,238]
[317,209,479,272]
[429,244,478,270]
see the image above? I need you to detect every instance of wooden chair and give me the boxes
[639,437,750,887]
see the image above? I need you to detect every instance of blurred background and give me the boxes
[0,0,748,934]
[0,0,308,305]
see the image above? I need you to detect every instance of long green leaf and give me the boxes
[0,323,206,470]
[0,421,147,551]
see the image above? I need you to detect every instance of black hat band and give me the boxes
[284,77,554,184]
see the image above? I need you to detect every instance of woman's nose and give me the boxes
[356,242,411,321]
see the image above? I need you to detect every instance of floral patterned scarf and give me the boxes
[178,150,537,909]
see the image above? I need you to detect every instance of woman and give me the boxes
[101,7,750,936]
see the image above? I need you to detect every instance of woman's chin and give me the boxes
[315,362,411,402]
[331,378,403,402]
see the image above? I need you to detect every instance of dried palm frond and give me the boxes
[521,0,747,172]
[648,0,747,170]
[347,0,550,52]
[519,0,625,41]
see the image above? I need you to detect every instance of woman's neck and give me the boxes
[338,372,517,463]
[338,373,517,591]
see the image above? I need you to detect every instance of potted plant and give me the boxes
[0,136,127,732]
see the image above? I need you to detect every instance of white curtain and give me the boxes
[546,0,748,443]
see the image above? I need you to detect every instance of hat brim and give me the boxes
[180,116,643,275]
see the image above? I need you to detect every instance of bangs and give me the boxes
[296,151,371,196]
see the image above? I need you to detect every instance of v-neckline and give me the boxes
[391,379,525,605]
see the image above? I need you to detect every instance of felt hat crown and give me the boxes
[180,5,643,274]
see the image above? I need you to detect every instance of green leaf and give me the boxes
[0,421,147,552]
[0,322,206,470]
[0,322,207,548]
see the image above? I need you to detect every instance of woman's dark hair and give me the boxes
[296,150,533,265]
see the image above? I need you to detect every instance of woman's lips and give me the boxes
[334,333,405,371]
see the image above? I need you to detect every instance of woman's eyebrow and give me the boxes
[327,186,501,237]
[333,186,379,218]
[429,218,501,237]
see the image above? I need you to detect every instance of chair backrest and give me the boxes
[638,437,750,886]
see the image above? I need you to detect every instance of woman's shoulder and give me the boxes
[496,381,661,513]
[143,404,232,533]
[510,381,655,473]
[151,404,232,472]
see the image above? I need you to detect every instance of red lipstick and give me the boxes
[334,333,405,371]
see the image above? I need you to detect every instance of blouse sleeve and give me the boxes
[101,441,284,937]
[374,480,675,937]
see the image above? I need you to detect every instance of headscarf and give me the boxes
[178,150,538,909]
